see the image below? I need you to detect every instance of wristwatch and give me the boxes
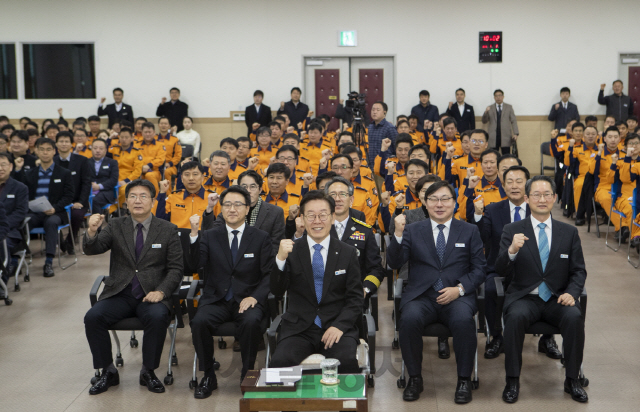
[457,284,465,297]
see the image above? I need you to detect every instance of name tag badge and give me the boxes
[103,165,109,169]
[71,171,77,175]
[560,254,569,259]
[54,179,61,183]
[335,269,346,275]
[178,232,181,236]
[244,253,254,258]
[455,243,465,247]
[152,244,162,249]
[7,194,14,198]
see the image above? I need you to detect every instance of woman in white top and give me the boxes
[176,116,201,158]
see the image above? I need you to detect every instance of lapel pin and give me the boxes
[351,227,355,231]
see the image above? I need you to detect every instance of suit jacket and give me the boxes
[387,218,486,310]
[244,104,272,136]
[202,201,285,255]
[89,157,119,193]
[548,101,580,131]
[474,200,530,273]
[83,215,183,310]
[389,207,428,279]
[189,225,273,307]
[0,202,7,243]
[271,235,363,341]
[156,100,189,132]
[17,164,75,224]
[97,103,134,128]
[494,217,586,311]
[446,103,476,132]
[481,103,519,148]
[0,177,28,241]
[54,153,92,207]
[277,101,310,128]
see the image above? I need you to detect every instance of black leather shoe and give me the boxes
[438,337,450,359]
[89,370,119,395]
[139,370,165,393]
[502,376,519,403]
[564,377,588,402]
[194,375,217,399]
[454,378,472,404]
[402,376,424,401]
[538,336,562,359]
[484,335,504,359]
[563,209,571,217]
[621,226,630,244]
[233,339,241,352]
[43,263,55,278]
[631,236,640,249]
[65,238,76,255]
[614,230,621,241]
[575,219,585,226]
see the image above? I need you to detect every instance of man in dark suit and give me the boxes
[54,131,91,255]
[87,138,119,213]
[83,179,183,395]
[548,87,580,133]
[156,87,189,132]
[14,137,74,277]
[270,190,363,373]
[244,90,272,137]
[188,186,273,398]
[277,87,309,128]
[98,87,134,128]
[446,88,475,132]
[495,175,587,403]
[202,170,284,254]
[387,180,486,404]
[0,153,29,282]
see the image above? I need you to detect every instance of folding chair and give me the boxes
[88,276,187,386]
[30,204,77,270]
[605,181,625,252]
[540,142,557,176]
[627,188,640,268]
[88,184,122,218]
[10,217,31,291]
[0,240,13,305]
[584,173,606,238]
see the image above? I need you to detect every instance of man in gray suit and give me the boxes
[482,89,519,155]
[83,179,183,395]
[202,170,284,254]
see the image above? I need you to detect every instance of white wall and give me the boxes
[2,0,640,120]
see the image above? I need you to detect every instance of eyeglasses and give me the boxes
[277,156,296,162]
[127,194,151,201]
[330,165,352,170]
[528,193,554,201]
[210,161,228,167]
[471,139,486,144]
[426,196,454,204]
[328,192,350,199]
[304,213,330,222]
[222,202,247,209]
[240,184,260,191]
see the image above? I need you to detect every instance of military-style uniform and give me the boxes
[263,190,300,220]
[250,144,277,173]
[379,186,421,233]
[109,144,143,205]
[203,176,231,218]
[459,176,507,222]
[300,138,334,174]
[351,174,379,228]
[157,133,182,180]
[154,186,212,229]
[136,139,166,195]
[441,154,482,189]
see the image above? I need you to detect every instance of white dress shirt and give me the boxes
[334,215,350,240]
[189,223,246,246]
[395,218,452,245]
[458,103,465,117]
[509,214,552,294]
[473,200,527,223]
[255,104,261,114]
[496,103,503,113]
[276,235,330,271]
[100,102,123,111]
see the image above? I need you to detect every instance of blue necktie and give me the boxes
[433,224,446,291]
[537,223,552,302]
[513,206,522,222]
[225,230,239,301]
[312,244,324,328]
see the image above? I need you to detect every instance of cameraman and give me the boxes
[335,94,369,127]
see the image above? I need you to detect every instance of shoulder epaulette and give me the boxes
[171,189,184,194]
[355,186,368,192]
[290,193,300,198]
[351,217,371,228]
[363,174,374,181]
[453,155,463,159]
[205,189,215,193]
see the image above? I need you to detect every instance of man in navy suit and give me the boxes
[244,90,272,136]
[0,153,29,282]
[387,180,486,404]
[188,186,273,398]
[98,88,134,128]
[446,88,476,132]
[87,139,119,213]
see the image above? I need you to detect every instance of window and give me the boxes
[0,44,17,99]
[23,43,96,99]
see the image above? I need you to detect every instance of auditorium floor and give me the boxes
[1,203,638,412]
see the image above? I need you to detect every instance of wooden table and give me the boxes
[240,373,368,411]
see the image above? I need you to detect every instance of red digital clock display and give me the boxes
[479,31,502,63]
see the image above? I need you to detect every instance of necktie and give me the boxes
[537,223,552,302]
[433,224,446,292]
[513,206,522,222]
[498,105,502,115]
[225,230,239,301]
[312,244,324,328]
[336,222,344,239]
[131,223,145,299]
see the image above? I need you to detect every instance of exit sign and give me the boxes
[339,31,357,47]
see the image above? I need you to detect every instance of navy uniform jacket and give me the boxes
[54,153,92,207]
[446,103,476,132]
[16,164,75,224]
[97,103,134,128]
[0,177,29,242]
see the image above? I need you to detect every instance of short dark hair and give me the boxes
[613,80,623,85]
[442,117,457,129]
[73,128,87,137]
[290,87,302,94]
[407,114,419,122]
[470,129,489,142]
[604,126,620,137]
[276,145,298,159]
[628,115,638,123]
[282,133,300,144]
[419,90,430,97]
[92,138,107,148]
[560,87,571,94]
[409,143,429,157]
[625,133,640,147]
[584,115,598,123]
[220,137,239,149]
[308,123,323,133]
[238,170,263,188]
[396,115,408,121]
[135,116,148,123]
[455,88,465,94]
[253,90,264,97]
[158,116,170,124]
[220,186,251,207]
[396,133,414,147]
[498,153,522,167]
[72,119,85,128]
[0,115,9,123]
[180,161,202,174]
[572,122,585,131]
[325,176,354,196]
[57,119,68,127]
[337,131,354,143]
[480,149,500,163]
[27,121,38,130]
[10,130,29,142]
[209,150,231,163]
[373,101,388,113]
[300,190,335,215]
[525,175,556,196]
[494,89,504,95]
[502,165,530,182]
[274,115,286,123]
[416,174,441,193]
[340,144,361,158]
[1,124,15,132]
[316,171,337,188]
[269,121,281,130]
[439,113,449,120]
[55,131,73,142]
[170,87,180,93]
[35,137,55,150]
[256,126,271,136]
[236,136,252,146]
[405,159,429,174]
[120,126,133,135]
[141,122,155,130]
[396,119,410,129]
[113,87,123,94]
[0,152,12,163]
[125,179,156,198]
[265,162,291,180]
[330,153,354,168]
[88,115,100,123]
[424,180,456,199]
[19,116,31,123]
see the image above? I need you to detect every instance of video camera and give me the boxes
[345,91,367,114]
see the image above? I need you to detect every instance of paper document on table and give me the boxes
[29,197,54,213]
[263,365,303,384]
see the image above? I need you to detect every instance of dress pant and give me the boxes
[504,294,584,379]
[70,206,88,238]
[92,190,116,214]
[484,272,502,337]
[164,166,178,181]
[399,288,476,377]
[574,176,587,220]
[190,298,265,375]
[27,212,62,256]
[270,324,360,374]
[84,285,171,370]
[595,187,631,231]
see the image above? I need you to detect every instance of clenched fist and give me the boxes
[446,144,456,159]
[386,160,396,173]
[394,213,406,238]
[468,175,480,189]
[14,157,24,171]
[206,192,219,213]
[466,167,475,179]
[395,193,406,209]
[381,138,392,152]
[610,153,618,163]
[158,180,170,194]
[550,129,559,139]
[288,204,300,221]
[569,139,575,147]
[252,122,260,130]
[597,143,605,155]
[248,157,259,170]
[302,173,314,188]
[142,165,150,173]
[294,216,305,238]
[508,233,529,255]
[627,147,636,158]
[474,198,484,215]
[277,239,294,261]
[87,214,105,237]
[189,214,200,235]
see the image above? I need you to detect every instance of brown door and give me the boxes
[358,69,384,117]
[630,66,640,119]
[314,69,340,131]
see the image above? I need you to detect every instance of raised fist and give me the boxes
[598,143,605,154]
[14,157,24,171]
[468,175,480,189]
[302,172,314,188]
[58,108,63,116]
[248,157,259,170]
[386,161,396,173]
[394,213,406,237]
[448,101,454,110]
[297,122,303,130]
[158,180,170,194]
[555,103,560,110]
[189,214,200,234]
[207,192,219,209]
[288,204,300,220]
[252,122,260,130]
[508,233,529,255]
[277,239,294,261]
[550,129,559,139]
[424,120,433,130]
[294,216,305,238]
[485,106,491,113]
[100,97,106,104]
[161,97,167,104]
[287,126,295,133]
[87,214,105,235]
[610,153,619,163]
[380,191,391,207]
[600,83,606,90]
[308,111,314,117]
[322,148,333,159]
[381,138,392,152]
[280,101,285,109]
[202,158,211,167]
[627,147,636,158]
[569,139,576,147]
[466,167,475,179]
[474,198,484,215]
[446,144,456,159]
[395,193,406,209]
